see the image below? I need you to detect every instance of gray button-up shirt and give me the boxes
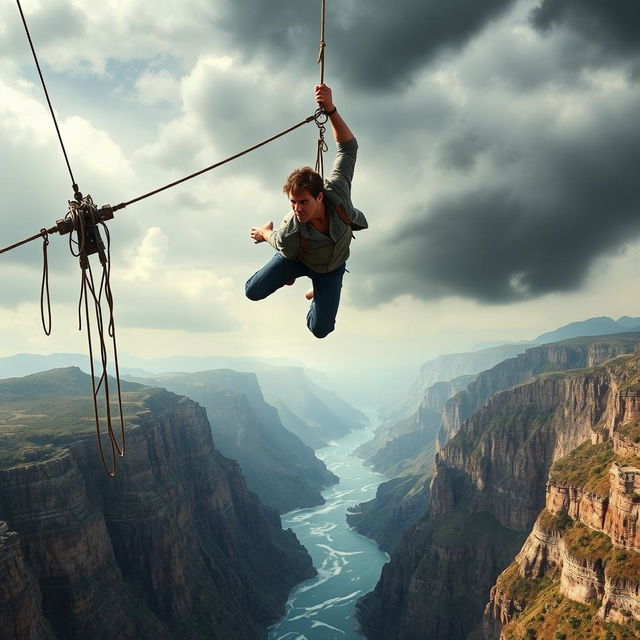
[268,138,367,273]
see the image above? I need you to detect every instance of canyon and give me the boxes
[0,368,314,639]
[358,334,640,640]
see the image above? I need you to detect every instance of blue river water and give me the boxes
[268,425,389,640]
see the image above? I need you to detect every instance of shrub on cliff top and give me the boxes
[550,441,614,494]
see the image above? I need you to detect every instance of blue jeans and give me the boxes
[245,254,346,339]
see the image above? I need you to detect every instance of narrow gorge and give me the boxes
[358,334,640,640]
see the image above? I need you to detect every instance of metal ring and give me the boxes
[314,107,329,126]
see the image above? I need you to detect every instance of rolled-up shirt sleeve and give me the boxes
[268,217,300,259]
[327,138,358,193]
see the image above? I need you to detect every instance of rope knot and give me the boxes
[317,39,326,64]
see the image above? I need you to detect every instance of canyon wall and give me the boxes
[0,369,314,639]
[358,345,640,640]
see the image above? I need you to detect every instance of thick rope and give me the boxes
[72,200,125,477]
[15,0,81,200]
[317,0,326,85]
[112,115,316,212]
[0,226,57,255]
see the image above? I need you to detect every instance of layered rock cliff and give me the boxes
[0,368,314,639]
[351,335,640,555]
[485,416,640,639]
[358,346,640,640]
[349,375,473,551]
[126,370,338,513]
[438,332,640,448]
[359,376,473,473]
[0,522,54,640]
[377,343,531,428]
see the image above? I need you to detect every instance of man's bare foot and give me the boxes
[305,289,314,300]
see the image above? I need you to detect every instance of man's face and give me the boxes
[289,189,323,224]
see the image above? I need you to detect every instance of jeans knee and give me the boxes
[308,321,334,339]
[245,281,263,301]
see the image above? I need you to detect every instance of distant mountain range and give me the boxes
[0,352,365,447]
[532,314,640,343]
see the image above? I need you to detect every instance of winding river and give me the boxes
[268,424,389,640]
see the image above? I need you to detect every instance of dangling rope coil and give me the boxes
[2,0,333,475]
[40,229,51,336]
[68,196,125,477]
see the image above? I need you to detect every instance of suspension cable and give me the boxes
[15,0,82,200]
[0,226,57,256]
[112,114,317,212]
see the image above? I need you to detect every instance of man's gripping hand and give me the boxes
[315,84,334,113]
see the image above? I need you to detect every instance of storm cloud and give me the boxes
[219,0,518,89]
[532,0,640,57]
[356,78,640,304]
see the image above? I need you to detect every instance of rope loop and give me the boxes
[314,106,328,177]
[40,228,52,336]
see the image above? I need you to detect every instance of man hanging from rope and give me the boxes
[246,83,367,338]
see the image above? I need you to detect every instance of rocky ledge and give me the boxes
[486,418,640,638]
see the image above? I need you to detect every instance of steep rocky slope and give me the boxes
[377,343,531,428]
[256,366,368,448]
[438,333,640,448]
[485,422,640,639]
[350,335,640,554]
[358,376,473,473]
[358,346,640,640]
[126,370,338,513]
[0,368,314,639]
[0,522,55,640]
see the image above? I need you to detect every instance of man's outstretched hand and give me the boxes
[250,221,273,244]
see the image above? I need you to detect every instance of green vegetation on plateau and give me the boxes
[0,367,155,467]
[498,515,640,640]
[501,580,638,640]
[549,441,616,495]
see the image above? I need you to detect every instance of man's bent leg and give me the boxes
[306,265,346,338]
[246,254,306,301]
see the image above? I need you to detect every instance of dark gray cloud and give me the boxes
[219,0,517,89]
[532,0,640,56]
[354,96,640,306]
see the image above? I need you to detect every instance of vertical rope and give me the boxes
[315,0,328,177]
[317,0,326,85]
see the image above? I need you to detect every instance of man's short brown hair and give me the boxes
[283,166,324,198]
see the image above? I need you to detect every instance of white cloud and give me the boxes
[2,0,640,388]
[115,227,236,333]
[133,70,180,107]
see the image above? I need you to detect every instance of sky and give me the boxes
[1,0,640,395]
